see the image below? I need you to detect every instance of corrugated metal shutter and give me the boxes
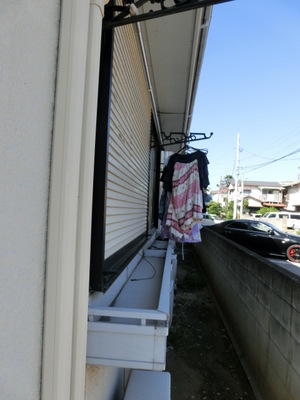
[105,24,151,259]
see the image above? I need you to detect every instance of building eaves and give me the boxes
[244,180,282,188]
[281,180,300,188]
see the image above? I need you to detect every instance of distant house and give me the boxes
[212,180,286,213]
[239,180,285,211]
[282,181,300,211]
[211,187,228,206]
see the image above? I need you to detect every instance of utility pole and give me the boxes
[240,175,244,217]
[233,132,240,219]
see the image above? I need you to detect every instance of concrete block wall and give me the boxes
[193,228,300,400]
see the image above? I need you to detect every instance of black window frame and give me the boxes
[147,116,161,232]
[89,7,160,292]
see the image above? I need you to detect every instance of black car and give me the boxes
[206,219,300,263]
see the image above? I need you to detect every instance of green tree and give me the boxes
[207,201,222,216]
[243,198,249,215]
[220,175,234,188]
[257,206,279,215]
[226,200,234,219]
[221,198,228,218]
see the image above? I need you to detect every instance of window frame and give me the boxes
[90,5,114,292]
[89,8,160,292]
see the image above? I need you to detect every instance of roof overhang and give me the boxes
[141,5,211,149]
[262,203,286,208]
[258,186,284,190]
[282,181,300,188]
[104,0,233,150]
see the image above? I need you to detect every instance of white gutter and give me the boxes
[71,1,107,397]
[183,6,212,134]
[42,0,108,399]
[132,5,163,145]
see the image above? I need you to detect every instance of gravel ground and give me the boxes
[166,244,256,400]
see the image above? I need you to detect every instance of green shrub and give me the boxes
[207,201,222,216]
[257,206,279,215]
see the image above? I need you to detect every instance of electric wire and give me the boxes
[208,127,300,187]
[241,147,300,174]
[241,127,300,167]
[130,256,157,282]
[242,148,273,161]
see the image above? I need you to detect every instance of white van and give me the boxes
[262,211,300,229]
[201,214,224,226]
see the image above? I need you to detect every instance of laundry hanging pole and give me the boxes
[161,131,213,148]
[103,0,234,30]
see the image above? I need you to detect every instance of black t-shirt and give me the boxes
[161,150,210,192]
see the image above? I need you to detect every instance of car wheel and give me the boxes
[286,245,300,263]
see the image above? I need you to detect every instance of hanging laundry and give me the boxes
[166,158,203,241]
[161,150,209,192]
[159,149,210,243]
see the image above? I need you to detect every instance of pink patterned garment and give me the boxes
[165,159,203,241]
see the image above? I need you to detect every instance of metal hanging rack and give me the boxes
[161,131,213,148]
[102,0,233,30]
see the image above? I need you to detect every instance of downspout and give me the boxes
[132,5,163,146]
[71,0,109,397]
[183,6,212,134]
[42,0,108,399]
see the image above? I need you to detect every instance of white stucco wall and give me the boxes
[247,186,261,200]
[0,1,60,398]
[288,185,300,211]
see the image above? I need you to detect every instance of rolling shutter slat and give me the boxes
[105,24,151,259]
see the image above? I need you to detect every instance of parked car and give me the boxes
[251,213,262,219]
[261,211,300,229]
[205,219,300,263]
[201,214,224,226]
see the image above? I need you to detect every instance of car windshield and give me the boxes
[212,215,221,220]
[251,222,271,232]
[227,221,248,230]
[250,221,281,236]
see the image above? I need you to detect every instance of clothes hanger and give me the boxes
[160,131,213,150]
[185,144,198,153]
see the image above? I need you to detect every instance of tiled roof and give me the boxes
[229,179,282,187]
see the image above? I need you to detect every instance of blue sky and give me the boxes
[190,0,300,190]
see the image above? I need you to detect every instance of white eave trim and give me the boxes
[183,6,212,134]
[258,186,284,190]
[135,21,162,143]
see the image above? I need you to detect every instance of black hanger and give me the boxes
[161,131,213,149]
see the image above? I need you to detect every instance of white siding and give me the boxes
[0,1,60,398]
[105,24,151,259]
[287,185,300,210]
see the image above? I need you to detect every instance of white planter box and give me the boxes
[124,370,171,400]
[86,239,177,370]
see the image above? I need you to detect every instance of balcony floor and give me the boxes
[166,243,256,400]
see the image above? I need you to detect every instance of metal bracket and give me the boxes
[103,0,233,30]
[161,131,213,147]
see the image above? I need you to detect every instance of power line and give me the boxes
[242,148,273,161]
[241,148,300,173]
[242,128,300,166]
